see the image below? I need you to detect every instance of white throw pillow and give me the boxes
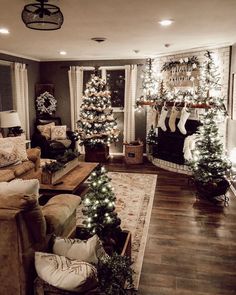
[0,179,39,197]
[0,141,20,167]
[51,125,67,140]
[53,235,107,265]
[37,122,55,140]
[0,136,28,161]
[35,252,97,292]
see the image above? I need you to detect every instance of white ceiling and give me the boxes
[0,0,236,61]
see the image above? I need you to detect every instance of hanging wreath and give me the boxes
[36,91,57,115]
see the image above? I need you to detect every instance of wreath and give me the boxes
[36,91,57,115]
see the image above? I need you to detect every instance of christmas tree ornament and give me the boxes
[177,107,190,135]
[157,105,168,131]
[168,105,180,132]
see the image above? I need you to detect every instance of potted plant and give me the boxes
[77,74,119,162]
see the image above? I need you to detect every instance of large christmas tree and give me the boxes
[82,165,121,239]
[77,74,119,147]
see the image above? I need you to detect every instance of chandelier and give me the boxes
[21,0,64,31]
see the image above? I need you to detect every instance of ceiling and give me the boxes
[0,0,236,61]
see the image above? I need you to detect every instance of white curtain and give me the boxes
[13,63,29,139]
[68,66,83,131]
[124,64,137,143]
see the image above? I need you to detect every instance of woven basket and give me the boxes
[124,143,143,164]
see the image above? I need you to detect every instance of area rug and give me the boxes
[76,172,157,289]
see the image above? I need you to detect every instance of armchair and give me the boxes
[31,116,78,159]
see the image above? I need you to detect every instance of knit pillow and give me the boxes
[51,125,67,140]
[53,235,107,265]
[35,252,97,292]
[37,122,55,140]
[0,178,40,197]
[0,135,28,162]
[0,140,20,167]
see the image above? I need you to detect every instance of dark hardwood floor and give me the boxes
[105,156,236,295]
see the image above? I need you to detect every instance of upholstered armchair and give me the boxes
[31,116,78,159]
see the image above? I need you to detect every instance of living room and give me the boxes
[0,0,236,294]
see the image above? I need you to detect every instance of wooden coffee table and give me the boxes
[40,162,99,196]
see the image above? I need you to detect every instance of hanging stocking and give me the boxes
[157,105,168,131]
[168,105,180,132]
[177,107,190,135]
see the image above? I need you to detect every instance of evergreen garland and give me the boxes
[161,56,199,72]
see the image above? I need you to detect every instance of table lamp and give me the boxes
[0,111,22,137]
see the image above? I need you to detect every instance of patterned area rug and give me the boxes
[77,172,157,289]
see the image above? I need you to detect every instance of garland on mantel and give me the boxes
[161,56,199,72]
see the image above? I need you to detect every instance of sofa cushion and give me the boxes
[0,178,40,197]
[53,235,107,265]
[0,140,20,168]
[51,125,67,140]
[0,193,46,243]
[0,136,28,161]
[7,160,35,177]
[35,252,97,292]
[42,194,81,235]
[37,122,55,140]
[0,169,15,182]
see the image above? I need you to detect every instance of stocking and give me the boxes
[177,107,190,135]
[168,106,180,132]
[157,106,168,131]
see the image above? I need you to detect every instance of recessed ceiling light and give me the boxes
[0,28,10,34]
[91,37,106,43]
[60,51,67,55]
[159,20,174,26]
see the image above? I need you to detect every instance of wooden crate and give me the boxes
[41,158,79,185]
[124,143,143,164]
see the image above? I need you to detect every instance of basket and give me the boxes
[124,143,143,164]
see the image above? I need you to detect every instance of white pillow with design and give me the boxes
[51,125,67,140]
[0,136,28,161]
[37,122,55,140]
[0,141,20,167]
[35,252,98,292]
[53,234,107,265]
[0,178,40,197]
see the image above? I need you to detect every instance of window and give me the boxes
[0,61,14,112]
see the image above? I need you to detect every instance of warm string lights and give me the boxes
[82,165,121,238]
[77,75,120,147]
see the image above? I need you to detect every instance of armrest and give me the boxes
[27,147,41,170]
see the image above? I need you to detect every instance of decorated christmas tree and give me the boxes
[146,125,158,145]
[77,74,119,147]
[82,165,121,239]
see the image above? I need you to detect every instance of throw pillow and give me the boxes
[53,235,107,265]
[51,125,67,140]
[0,178,40,197]
[0,140,19,167]
[0,135,28,161]
[35,252,98,292]
[0,193,46,243]
[37,122,55,140]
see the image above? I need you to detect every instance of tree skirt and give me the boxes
[76,172,157,289]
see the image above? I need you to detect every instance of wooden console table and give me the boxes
[40,162,99,196]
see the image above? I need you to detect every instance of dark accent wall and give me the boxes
[40,59,147,145]
[0,53,40,136]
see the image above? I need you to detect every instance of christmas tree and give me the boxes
[77,74,119,147]
[190,108,231,184]
[82,165,121,239]
[146,125,158,145]
[136,58,158,105]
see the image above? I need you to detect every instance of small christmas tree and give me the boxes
[77,74,119,147]
[82,165,121,239]
[191,108,231,184]
[146,125,158,145]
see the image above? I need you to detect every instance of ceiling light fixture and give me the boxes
[21,0,64,31]
[0,28,10,34]
[60,51,67,55]
[91,37,107,43]
[159,19,174,26]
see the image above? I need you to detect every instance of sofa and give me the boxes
[0,192,81,295]
[0,147,41,182]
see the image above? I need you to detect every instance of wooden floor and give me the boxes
[105,156,236,295]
